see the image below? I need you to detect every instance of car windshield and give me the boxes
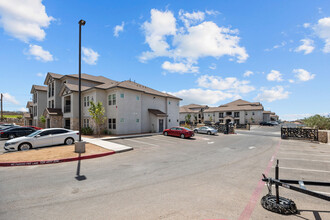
[27,130,43,137]
[184,128,192,131]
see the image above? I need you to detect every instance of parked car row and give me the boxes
[0,124,43,139]
[162,126,218,139]
[260,121,279,126]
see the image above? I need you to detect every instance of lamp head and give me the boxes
[79,19,86,26]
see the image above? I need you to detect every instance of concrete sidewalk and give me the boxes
[83,137,133,153]
[100,132,162,141]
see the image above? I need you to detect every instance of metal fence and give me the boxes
[210,124,235,134]
[235,124,250,130]
[281,127,318,141]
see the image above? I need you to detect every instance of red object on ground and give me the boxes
[0,151,116,167]
[23,126,42,130]
[163,126,194,138]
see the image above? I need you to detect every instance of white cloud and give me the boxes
[303,23,311,28]
[243,70,253,77]
[36,72,45,77]
[140,9,176,62]
[19,107,28,112]
[205,10,220,16]
[293,68,315,81]
[179,10,205,27]
[209,63,216,70]
[255,86,289,102]
[313,17,330,53]
[114,22,124,37]
[266,70,283,82]
[281,112,330,121]
[161,61,198,73]
[0,0,54,42]
[265,41,286,51]
[27,44,53,62]
[2,93,19,105]
[288,79,295,83]
[197,75,255,94]
[140,9,248,73]
[82,47,99,65]
[168,88,240,105]
[295,39,314,54]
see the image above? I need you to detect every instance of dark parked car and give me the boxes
[163,127,194,139]
[260,121,274,126]
[0,124,17,130]
[0,127,36,139]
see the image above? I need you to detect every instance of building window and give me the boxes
[177,119,179,122]
[234,119,240,125]
[252,112,255,115]
[51,82,54,97]
[83,119,89,128]
[84,97,87,107]
[234,112,240,117]
[108,94,116,105]
[136,119,139,123]
[136,96,139,101]
[168,101,171,104]
[51,100,54,108]
[120,118,124,123]
[219,113,224,118]
[169,119,171,122]
[245,112,248,116]
[120,93,124,98]
[219,119,224,123]
[87,96,90,107]
[108,118,116,129]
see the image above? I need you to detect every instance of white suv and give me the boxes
[4,128,79,151]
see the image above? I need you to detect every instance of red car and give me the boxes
[163,127,194,139]
[23,126,43,130]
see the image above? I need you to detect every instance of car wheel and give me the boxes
[164,132,168,136]
[207,131,211,135]
[180,134,185,139]
[194,130,198,133]
[9,134,15,139]
[65,137,74,145]
[18,143,31,151]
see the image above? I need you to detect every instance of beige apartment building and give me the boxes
[24,72,181,134]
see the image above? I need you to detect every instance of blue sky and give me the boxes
[0,0,329,120]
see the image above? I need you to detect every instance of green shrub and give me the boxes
[103,129,111,135]
[302,114,330,130]
[81,127,94,135]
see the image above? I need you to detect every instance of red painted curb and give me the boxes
[0,151,116,167]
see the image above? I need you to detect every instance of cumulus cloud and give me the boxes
[114,22,124,37]
[82,47,99,65]
[19,107,28,112]
[243,70,253,77]
[27,44,53,62]
[313,17,330,53]
[0,0,54,42]
[265,41,286,51]
[161,61,198,73]
[255,86,289,102]
[36,72,45,77]
[140,9,248,73]
[2,93,19,105]
[197,75,255,94]
[293,68,315,81]
[266,70,283,82]
[168,88,240,105]
[295,39,314,54]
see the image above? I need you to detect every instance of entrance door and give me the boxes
[159,119,164,132]
[47,119,51,128]
[64,119,70,129]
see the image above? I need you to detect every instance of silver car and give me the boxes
[194,126,218,135]
[4,128,79,151]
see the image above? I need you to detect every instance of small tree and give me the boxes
[209,115,213,122]
[302,114,330,130]
[88,101,106,137]
[39,115,46,127]
[185,114,191,124]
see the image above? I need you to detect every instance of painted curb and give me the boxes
[0,151,116,167]
[100,133,161,141]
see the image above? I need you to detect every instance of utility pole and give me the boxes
[0,93,3,122]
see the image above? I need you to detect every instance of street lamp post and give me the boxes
[75,19,86,153]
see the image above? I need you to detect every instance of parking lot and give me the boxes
[0,126,329,219]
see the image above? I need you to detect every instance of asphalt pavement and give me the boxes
[0,126,329,220]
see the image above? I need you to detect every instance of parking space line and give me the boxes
[279,158,330,163]
[273,167,330,173]
[277,152,330,157]
[143,136,176,144]
[124,139,159,147]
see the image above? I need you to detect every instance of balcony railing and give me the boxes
[64,105,71,113]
